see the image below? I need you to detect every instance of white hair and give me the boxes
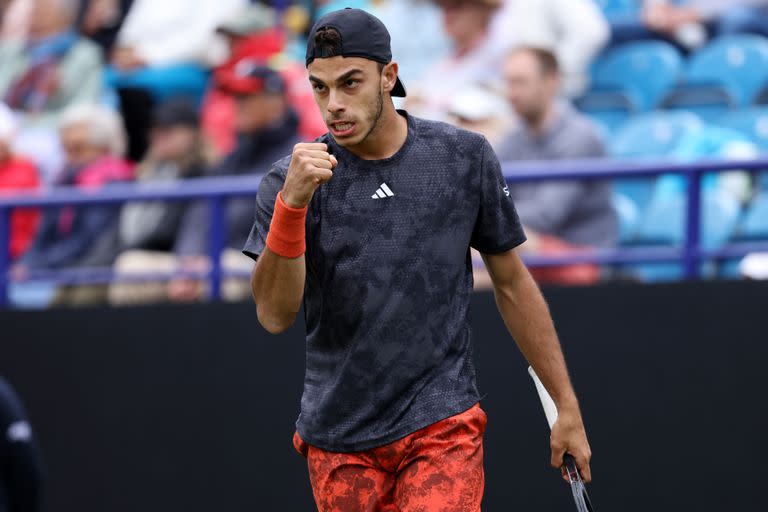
[59,103,127,157]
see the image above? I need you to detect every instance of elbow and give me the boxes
[256,305,296,334]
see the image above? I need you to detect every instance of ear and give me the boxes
[381,61,399,94]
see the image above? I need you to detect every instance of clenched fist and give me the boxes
[282,143,337,208]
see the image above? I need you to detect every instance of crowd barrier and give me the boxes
[2,156,768,307]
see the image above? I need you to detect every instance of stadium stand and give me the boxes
[578,40,683,132]
[662,34,768,120]
[2,1,768,308]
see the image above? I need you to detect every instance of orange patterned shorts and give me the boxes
[293,403,487,511]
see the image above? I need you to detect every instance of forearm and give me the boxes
[493,267,579,411]
[251,249,305,334]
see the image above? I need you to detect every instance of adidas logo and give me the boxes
[371,183,395,199]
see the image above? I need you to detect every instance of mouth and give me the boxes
[329,121,356,137]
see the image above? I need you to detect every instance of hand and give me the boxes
[643,3,675,32]
[168,257,208,303]
[281,143,337,208]
[168,278,203,303]
[112,47,145,71]
[550,407,592,483]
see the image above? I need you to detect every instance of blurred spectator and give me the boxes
[118,98,206,252]
[374,0,451,86]
[493,0,609,97]
[108,0,246,160]
[109,64,299,305]
[643,1,768,46]
[0,376,43,512]
[108,99,207,304]
[201,3,324,160]
[613,1,768,49]
[495,47,617,286]
[408,0,504,121]
[76,0,133,54]
[0,0,104,181]
[411,0,609,120]
[0,103,39,262]
[13,104,133,306]
[446,85,512,147]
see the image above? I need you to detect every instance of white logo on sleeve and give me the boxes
[371,182,395,199]
[7,421,32,442]
[503,185,510,197]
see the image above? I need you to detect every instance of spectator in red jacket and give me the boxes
[201,3,325,161]
[0,102,39,261]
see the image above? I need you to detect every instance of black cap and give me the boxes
[305,8,406,97]
[151,97,199,129]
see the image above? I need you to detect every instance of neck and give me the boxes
[455,29,487,57]
[527,103,557,137]
[347,103,408,160]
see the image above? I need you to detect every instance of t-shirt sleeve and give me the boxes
[470,138,527,254]
[242,165,286,261]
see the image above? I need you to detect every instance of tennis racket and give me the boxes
[528,366,594,512]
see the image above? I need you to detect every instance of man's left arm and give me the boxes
[482,248,592,482]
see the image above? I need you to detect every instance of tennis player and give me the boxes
[244,8,591,510]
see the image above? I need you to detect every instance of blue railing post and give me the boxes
[683,168,703,279]
[0,207,10,308]
[208,197,226,301]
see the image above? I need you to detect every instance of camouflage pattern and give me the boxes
[244,112,525,452]
[293,403,487,511]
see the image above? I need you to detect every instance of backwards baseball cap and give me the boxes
[216,58,286,96]
[305,8,406,97]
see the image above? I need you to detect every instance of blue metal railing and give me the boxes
[2,156,768,308]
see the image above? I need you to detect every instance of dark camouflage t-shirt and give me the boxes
[243,112,526,452]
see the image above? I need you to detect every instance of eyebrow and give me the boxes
[309,68,365,86]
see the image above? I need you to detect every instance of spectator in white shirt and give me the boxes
[409,0,609,121]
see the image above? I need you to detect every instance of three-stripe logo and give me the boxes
[372,183,395,199]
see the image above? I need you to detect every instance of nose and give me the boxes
[327,89,345,115]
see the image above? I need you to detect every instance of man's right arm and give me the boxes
[251,248,306,334]
[249,143,336,334]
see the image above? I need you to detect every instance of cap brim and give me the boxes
[391,76,407,97]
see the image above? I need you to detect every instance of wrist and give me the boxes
[265,191,308,258]
[280,188,307,209]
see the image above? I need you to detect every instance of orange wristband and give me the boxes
[266,191,307,258]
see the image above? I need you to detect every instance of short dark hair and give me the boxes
[312,26,385,73]
[512,46,560,76]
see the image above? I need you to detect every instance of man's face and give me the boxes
[503,51,559,125]
[308,56,387,149]
[438,0,492,46]
[61,123,106,168]
[149,125,197,162]
[234,93,286,134]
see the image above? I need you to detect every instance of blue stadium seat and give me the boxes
[609,110,703,158]
[663,35,768,112]
[609,111,703,233]
[736,193,768,240]
[717,107,768,150]
[631,190,742,281]
[613,192,640,243]
[579,41,683,114]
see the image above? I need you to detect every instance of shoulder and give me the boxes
[560,108,605,148]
